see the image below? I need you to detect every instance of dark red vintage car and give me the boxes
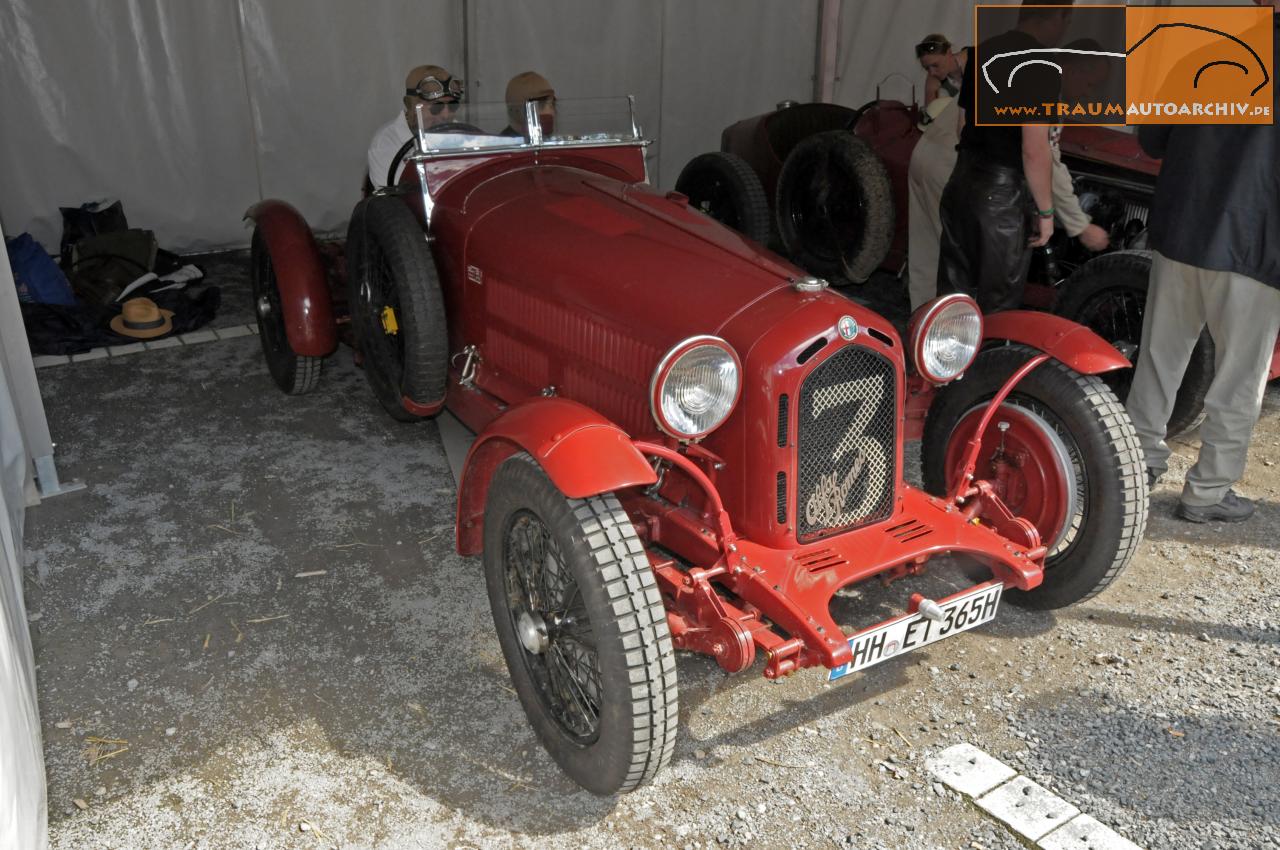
[246,98,1146,795]
[680,99,1280,437]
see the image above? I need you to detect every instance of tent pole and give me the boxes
[815,0,840,103]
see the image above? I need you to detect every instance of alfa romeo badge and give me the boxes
[837,315,859,340]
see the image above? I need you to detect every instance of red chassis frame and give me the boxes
[452,307,1129,682]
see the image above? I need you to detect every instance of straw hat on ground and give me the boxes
[110,297,174,339]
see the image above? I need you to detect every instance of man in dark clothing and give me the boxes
[936,1,1073,312]
[1126,1,1280,522]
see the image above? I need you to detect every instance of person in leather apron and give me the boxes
[936,1,1074,312]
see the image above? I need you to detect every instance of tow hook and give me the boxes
[916,599,946,622]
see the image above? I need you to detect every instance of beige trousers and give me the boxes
[906,110,958,311]
[1126,251,1280,505]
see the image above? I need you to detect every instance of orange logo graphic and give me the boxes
[1126,6,1273,124]
[974,5,1274,126]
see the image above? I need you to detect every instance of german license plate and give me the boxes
[828,583,1003,682]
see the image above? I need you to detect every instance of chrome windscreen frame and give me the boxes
[406,95,652,227]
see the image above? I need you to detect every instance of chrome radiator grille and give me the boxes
[795,345,897,540]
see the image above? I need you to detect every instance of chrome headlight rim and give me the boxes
[649,335,742,441]
[909,293,983,384]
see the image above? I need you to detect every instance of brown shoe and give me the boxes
[1176,489,1255,523]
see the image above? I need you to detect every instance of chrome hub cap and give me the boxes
[517,610,549,655]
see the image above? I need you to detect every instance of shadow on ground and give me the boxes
[1021,689,1279,829]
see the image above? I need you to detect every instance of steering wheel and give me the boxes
[386,123,487,187]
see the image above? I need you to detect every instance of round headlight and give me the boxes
[650,336,742,440]
[909,294,983,384]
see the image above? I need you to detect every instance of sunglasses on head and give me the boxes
[915,40,949,58]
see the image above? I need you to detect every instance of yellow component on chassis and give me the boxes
[380,306,399,335]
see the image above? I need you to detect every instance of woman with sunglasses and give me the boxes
[366,64,464,190]
[905,35,970,309]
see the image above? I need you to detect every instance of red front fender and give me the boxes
[983,310,1129,375]
[455,398,659,555]
[243,200,337,357]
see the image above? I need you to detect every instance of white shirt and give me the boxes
[367,112,412,188]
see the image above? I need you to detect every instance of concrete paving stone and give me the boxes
[143,337,183,350]
[978,775,1080,842]
[1039,814,1145,850]
[106,342,146,357]
[31,354,70,368]
[70,348,109,363]
[177,329,218,345]
[247,323,259,334]
[926,743,1017,797]
[213,325,254,340]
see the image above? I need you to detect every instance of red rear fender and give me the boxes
[455,398,658,555]
[244,200,337,357]
[983,310,1129,375]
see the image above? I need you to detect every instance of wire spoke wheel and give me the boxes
[482,455,677,794]
[358,245,408,390]
[344,195,448,421]
[503,511,602,743]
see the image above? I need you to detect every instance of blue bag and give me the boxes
[6,233,76,306]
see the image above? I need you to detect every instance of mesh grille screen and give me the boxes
[796,345,897,540]
[777,394,789,447]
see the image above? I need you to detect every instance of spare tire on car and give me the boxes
[775,130,894,284]
[345,195,449,422]
[1054,250,1214,438]
[675,152,772,246]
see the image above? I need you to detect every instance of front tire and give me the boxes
[250,228,322,395]
[482,454,678,794]
[923,345,1147,609]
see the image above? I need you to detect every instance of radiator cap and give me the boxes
[791,276,828,293]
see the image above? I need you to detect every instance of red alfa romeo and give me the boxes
[245,97,1147,795]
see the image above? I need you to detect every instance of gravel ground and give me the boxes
[21,261,1280,849]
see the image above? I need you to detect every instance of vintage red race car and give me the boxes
[679,98,1280,437]
[245,97,1146,795]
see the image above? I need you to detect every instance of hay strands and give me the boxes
[84,736,129,766]
[246,614,289,624]
[188,594,225,616]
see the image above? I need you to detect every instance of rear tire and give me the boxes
[483,454,678,795]
[923,345,1147,609]
[250,228,322,395]
[776,130,894,284]
[345,196,448,422]
[675,152,772,245]
[1054,250,1214,437]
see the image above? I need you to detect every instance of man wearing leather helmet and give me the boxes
[502,71,557,138]
[367,64,464,189]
